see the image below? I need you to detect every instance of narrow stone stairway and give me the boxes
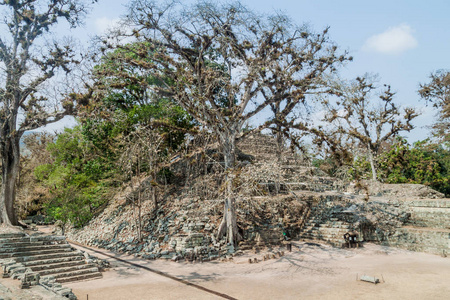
[300,217,352,246]
[0,231,102,283]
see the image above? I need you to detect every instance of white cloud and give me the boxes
[363,24,418,55]
[95,17,121,34]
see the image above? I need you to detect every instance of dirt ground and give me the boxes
[65,241,450,300]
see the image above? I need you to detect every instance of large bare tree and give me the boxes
[0,0,95,225]
[113,0,347,246]
[322,75,418,181]
[419,70,450,142]
[258,26,349,162]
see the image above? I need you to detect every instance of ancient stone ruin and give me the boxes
[63,133,449,261]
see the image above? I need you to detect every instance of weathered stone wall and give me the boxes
[384,227,450,256]
[405,199,450,229]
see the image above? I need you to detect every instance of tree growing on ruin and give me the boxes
[111,0,348,246]
[258,26,350,163]
[0,0,95,225]
[419,70,450,142]
[322,75,418,181]
[119,125,165,242]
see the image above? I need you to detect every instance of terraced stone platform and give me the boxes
[387,198,450,255]
[0,231,102,283]
[299,194,450,256]
[404,198,450,229]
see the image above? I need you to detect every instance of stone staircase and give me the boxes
[0,231,102,283]
[300,217,352,247]
[284,177,344,193]
[296,192,354,246]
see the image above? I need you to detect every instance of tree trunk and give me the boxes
[217,131,239,246]
[137,156,142,242]
[367,145,377,181]
[272,103,283,194]
[275,128,283,194]
[0,135,20,226]
[151,169,158,210]
[152,185,157,210]
[276,127,283,164]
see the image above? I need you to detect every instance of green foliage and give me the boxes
[35,127,110,227]
[378,138,450,196]
[34,43,195,227]
[83,42,195,156]
[348,156,372,180]
[45,188,93,229]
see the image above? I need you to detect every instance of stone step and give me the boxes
[400,226,450,233]
[14,251,84,263]
[0,232,102,285]
[29,235,67,243]
[406,219,450,230]
[47,267,99,280]
[0,243,72,254]
[318,223,350,229]
[22,255,85,267]
[36,263,96,277]
[302,232,348,239]
[304,218,350,224]
[302,232,348,240]
[3,263,27,274]
[291,187,334,193]
[0,241,44,248]
[28,259,86,271]
[55,271,103,284]
[406,199,450,208]
[302,230,345,236]
[0,247,73,259]
[408,207,450,229]
[0,233,26,239]
[303,225,350,232]
[302,228,351,237]
[302,231,348,238]
[301,236,346,246]
[0,237,32,244]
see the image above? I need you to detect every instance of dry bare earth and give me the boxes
[66,241,450,300]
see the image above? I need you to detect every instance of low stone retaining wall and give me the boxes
[384,227,450,256]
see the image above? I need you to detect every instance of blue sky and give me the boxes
[50,0,450,141]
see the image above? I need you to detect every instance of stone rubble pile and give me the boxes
[66,193,308,262]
